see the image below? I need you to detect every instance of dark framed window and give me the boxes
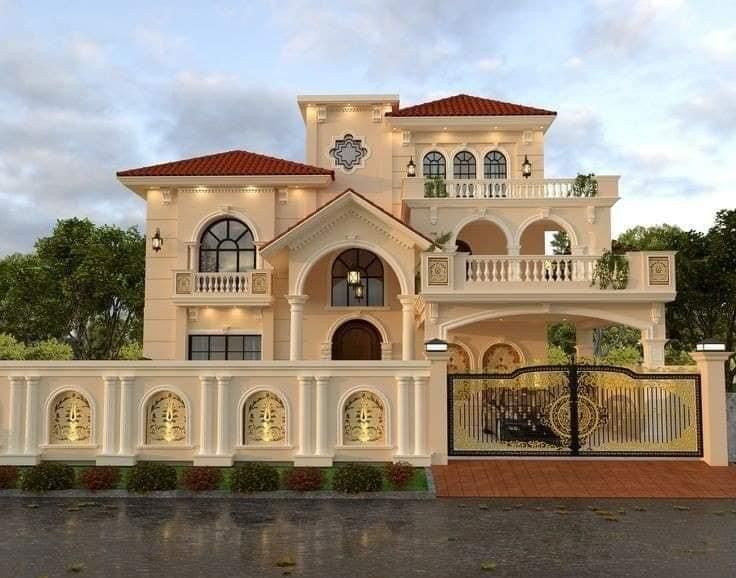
[422,151,446,178]
[199,218,255,272]
[188,334,262,360]
[331,248,384,307]
[453,151,476,179]
[484,151,507,179]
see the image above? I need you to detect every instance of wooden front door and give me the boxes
[331,320,382,360]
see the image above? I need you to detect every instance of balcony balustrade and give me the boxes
[172,269,273,305]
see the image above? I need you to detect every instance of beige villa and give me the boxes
[0,94,730,468]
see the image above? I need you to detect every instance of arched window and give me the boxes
[453,151,476,179]
[343,390,386,445]
[199,218,255,272]
[422,151,446,178]
[146,391,187,445]
[448,344,471,373]
[243,391,287,444]
[49,390,92,444]
[484,151,507,179]
[331,248,384,307]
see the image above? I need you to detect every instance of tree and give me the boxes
[551,231,571,255]
[617,212,736,389]
[0,219,145,359]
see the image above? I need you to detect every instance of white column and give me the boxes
[642,339,667,368]
[575,327,596,360]
[24,377,40,456]
[297,376,313,456]
[314,376,330,456]
[101,376,118,456]
[399,295,416,361]
[396,376,412,457]
[287,295,308,361]
[216,376,231,456]
[7,377,25,455]
[118,376,135,457]
[199,376,216,456]
[413,376,429,458]
[692,351,732,466]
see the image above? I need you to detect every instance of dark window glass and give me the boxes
[188,335,262,361]
[422,151,446,178]
[453,151,476,179]
[331,248,384,307]
[199,218,256,272]
[484,151,507,179]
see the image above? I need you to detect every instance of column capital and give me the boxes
[314,376,330,386]
[691,351,733,364]
[199,375,217,385]
[24,376,40,386]
[298,375,315,386]
[412,375,430,387]
[286,294,309,306]
[216,375,232,386]
[8,375,25,385]
[395,375,413,386]
[398,294,417,308]
[102,375,119,385]
[119,376,136,386]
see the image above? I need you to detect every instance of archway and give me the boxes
[331,319,382,360]
[517,217,578,255]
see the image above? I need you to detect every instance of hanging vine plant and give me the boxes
[592,250,629,290]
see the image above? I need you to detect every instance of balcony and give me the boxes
[171,269,273,306]
[402,176,619,201]
[421,251,676,302]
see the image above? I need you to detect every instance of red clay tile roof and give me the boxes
[117,150,334,178]
[387,94,556,117]
[261,188,433,250]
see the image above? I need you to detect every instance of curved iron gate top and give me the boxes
[448,364,703,457]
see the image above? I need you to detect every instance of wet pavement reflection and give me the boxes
[1,498,735,577]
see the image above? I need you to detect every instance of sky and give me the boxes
[0,0,734,254]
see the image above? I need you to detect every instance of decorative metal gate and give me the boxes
[448,365,702,457]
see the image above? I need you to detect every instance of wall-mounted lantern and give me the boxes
[406,156,416,177]
[346,270,361,287]
[522,155,532,179]
[151,228,163,253]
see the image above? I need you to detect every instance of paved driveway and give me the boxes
[1,497,736,577]
[433,461,736,497]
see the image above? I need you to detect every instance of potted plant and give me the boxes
[571,173,598,197]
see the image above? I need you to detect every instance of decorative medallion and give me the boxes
[50,391,91,444]
[175,272,193,294]
[448,344,471,373]
[648,256,670,286]
[427,257,449,286]
[329,134,369,172]
[482,343,521,373]
[251,272,268,295]
[343,391,385,444]
[244,391,286,444]
[544,393,602,443]
[146,391,187,444]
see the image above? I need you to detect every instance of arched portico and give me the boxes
[515,214,580,254]
[451,215,515,255]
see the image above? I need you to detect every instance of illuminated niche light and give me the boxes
[147,391,187,444]
[245,391,286,444]
[50,391,91,444]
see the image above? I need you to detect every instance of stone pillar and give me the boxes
[425,349,451,465]
[198,376,217,457]
[314,376,331,461]
[101,376,119,457]
[23,377,40,456]
[287,295,308,361]
[118,376,136,463]
[413,376,430,464]
[399,295,416,361]
[7,376,25,456]
[692,350,732,466]
[396,376,412,458]
[295,376,314,462]
[642,339,667,368]
[216,376,232,462]
[575,327,596,361]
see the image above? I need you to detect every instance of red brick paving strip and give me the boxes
[432,461,736,498]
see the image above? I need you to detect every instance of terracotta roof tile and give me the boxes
[387,94,556,117]
[117,150,334,178]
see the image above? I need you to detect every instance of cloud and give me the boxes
[675,82,736,134]
[703,25,736,60]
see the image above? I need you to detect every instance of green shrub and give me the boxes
[125,462,177,493]
[181,467,222,492]
[384,462,414,490]
[118,341,145,360]
[0,465,19,489]
[25,338,73,360]
[283,467,324,491]
[79,466,120,491]
[20,462,75,492]
[229,463,279,493]
[0,333,26,360]
[332,464,382,493]
[602,346,642,367]
[546,346,570,365]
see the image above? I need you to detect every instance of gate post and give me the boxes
[692,350,733,466]
[425,345,450,465]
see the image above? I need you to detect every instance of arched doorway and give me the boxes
[332,320,382,360]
